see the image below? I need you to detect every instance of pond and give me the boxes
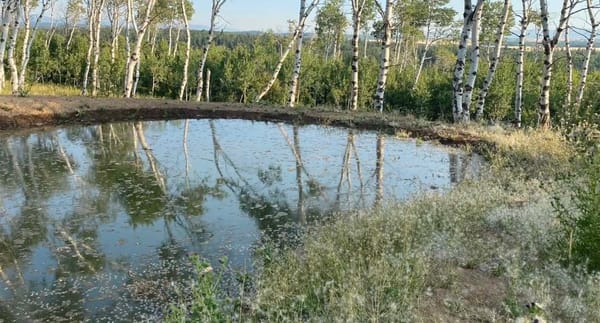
[0,119,482,321]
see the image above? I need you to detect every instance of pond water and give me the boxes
[0,119,482,321]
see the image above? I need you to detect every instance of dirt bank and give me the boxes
[0,95,485,147]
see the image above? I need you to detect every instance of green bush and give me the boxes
[554,154,600,271]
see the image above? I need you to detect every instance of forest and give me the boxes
[0,0,599,127]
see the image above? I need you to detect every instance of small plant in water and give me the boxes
[167,256,228,322]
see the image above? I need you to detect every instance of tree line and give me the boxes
[1,0,599,127]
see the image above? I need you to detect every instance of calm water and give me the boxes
[0,119,482,321]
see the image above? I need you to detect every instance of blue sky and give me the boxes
[189,0,568,32]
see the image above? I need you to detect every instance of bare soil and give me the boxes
[0,95,487,148]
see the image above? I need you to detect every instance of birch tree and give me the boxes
[514,0,532,128]
[475,0,510,119]
[81,0,106,96]
[123,0,157,98]
[6,0,21,95]
[564,24,573,109]
[178,0,191,101]
[255,0,319,103]
[195,0,226,102]
[19,0,52,93]
[452,0,484,122]
[574,0,599,111]
[538,0,573,128]
[106,0,126,64]
[0,0,18,90]
[349,0,370,111]
[461,2,483,121]
[288,0,313,107]
[373,0,394,112]
[91,0,105,96]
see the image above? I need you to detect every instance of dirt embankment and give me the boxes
[0,95,485,147]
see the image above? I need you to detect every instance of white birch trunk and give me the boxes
[564,26,573,109]
[81,1,95,96]
[123,0,157,98]
[0,0,17,90]
[18,0,31,90]
[255,0,319,103]
[349,0,367,111]
[514,0,530,128]
[19,0,51,93]
[475,0,509,119]
[574,0,598,111]
[7,0,21,96]
[195,0,227,101]
[205,68,211,102]
[91,0,105,97]
[461,3,483,122]
[288,0,307,108]
[453,0,474,121]
[538,0,570,129]
[374,0,393,112]
[107,1,123,64]
[178,0,191,101]
[196,0,226,102]
[123,0,131,90]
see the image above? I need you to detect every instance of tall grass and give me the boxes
[1,83,80,96]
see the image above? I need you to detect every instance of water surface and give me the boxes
[0,119,481,321]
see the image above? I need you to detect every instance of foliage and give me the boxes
[166,256,229,322]
[554,153,600,272]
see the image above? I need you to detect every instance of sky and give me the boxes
[189,0,569,32]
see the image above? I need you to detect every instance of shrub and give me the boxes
[554,153,600,271]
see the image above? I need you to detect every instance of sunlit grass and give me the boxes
[1,83,80,96]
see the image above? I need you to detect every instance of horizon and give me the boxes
[189,0,575,33]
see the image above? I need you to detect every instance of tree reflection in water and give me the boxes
[0,120,481,321]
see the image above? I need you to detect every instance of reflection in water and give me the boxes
[375,134,385,209]
[0,119,482,321]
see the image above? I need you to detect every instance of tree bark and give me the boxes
[178,0,191,101]
[255,0,319,103]
[91,0,105,97]
[7,0,21,95]
[288,0,308,108]
[514,0,530,128]
[196,0,226,102]
[82,0,96,96]
[123,0,157,98]
[19,0,52,93]
[538,0,571,129]
[452,0,483,122]
[461,3,483,122]
[564,26,573,109]
[475,0,509,119]
[374,0,393,112]
[349,0,367,111]
[0,0,17,90]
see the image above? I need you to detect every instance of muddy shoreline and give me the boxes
[0,95,485,147]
